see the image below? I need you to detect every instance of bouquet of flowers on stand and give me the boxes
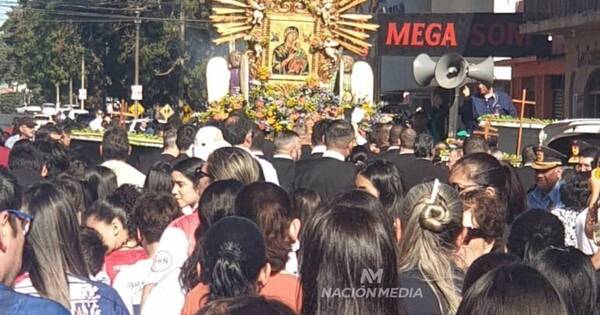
[199,76,381,134]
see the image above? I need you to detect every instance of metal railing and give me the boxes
[524,0,600,22]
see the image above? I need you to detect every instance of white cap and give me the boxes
[192,126,231,161]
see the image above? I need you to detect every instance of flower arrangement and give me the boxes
[200,78,382,133]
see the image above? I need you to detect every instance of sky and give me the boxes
[0,0,14,26]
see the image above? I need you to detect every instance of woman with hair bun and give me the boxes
[398,180,466,315]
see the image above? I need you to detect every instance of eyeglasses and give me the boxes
[451,183,482,193]
[194,168,213,180]
[1,209,33,235]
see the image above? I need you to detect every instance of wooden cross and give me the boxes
[513,89,537,156]
[473,118,499,140]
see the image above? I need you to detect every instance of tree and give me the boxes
[0,0,218,110]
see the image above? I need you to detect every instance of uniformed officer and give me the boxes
[527,146,566,210]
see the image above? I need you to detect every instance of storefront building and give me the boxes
[521,0,600,118]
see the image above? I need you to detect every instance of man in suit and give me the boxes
[388,127,416,175]
[378,124,402,161]
[138,127,179,173]
[272,130,301,192]
[220,111,279,185]
[295,119,357,199]
[398,132,449,192]
[300,119,331,160]
[170,124,197,166]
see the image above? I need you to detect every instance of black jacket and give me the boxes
[272,157,296,192]
[294,157,357,200]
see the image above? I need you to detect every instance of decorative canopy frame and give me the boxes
[210,0,379,84]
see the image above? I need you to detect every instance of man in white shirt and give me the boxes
[100,126,146,187]
[220,111,279,185]
[5,117,36,149]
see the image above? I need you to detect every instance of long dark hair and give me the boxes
[200,217,267,301]
[507,209,565,261]
[22,183,89,309]
[453,153,526,224]
[172,157,206,186]
[144,161,173,193]
[458,264,568,315]
[235,182,295,275]
[300,190,399,315]
[358,160,404,218]
[530,247,597,315]
[83,166,117,201]
[180,180,244,292]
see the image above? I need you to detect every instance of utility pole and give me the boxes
[178,1,185,108]
[80,52,85,110]
[133,8,141,116]
[69,78,73,105]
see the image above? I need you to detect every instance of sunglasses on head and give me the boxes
[464,227,486,244]
[2,209,33,235]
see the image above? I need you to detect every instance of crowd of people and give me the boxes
[0,106,600,315]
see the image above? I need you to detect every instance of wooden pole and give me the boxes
[516,89,527,157]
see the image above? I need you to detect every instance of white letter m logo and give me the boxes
[361,268,383,284]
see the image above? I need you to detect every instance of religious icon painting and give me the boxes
[268,15,317,81]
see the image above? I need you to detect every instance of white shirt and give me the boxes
[387,146,400,151]
[285,241,300,275]
[89,117,104,131]
[311,145,326,155]
[113,259,152,315]
[145,227,189,286]
[142,268,185,315]
[576,209,598,255]
[101,160,146,188]
[237,146,280,185]
[4,134,22,149]
[322,150,346,162]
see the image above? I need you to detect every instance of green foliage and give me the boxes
[0,0,214,108]
[0,93,23,113]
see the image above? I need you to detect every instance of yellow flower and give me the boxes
[258,66,270,82]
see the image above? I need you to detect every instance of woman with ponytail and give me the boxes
[186,216,270,309]
[201,217,270,300]
[397,180,466,315]
[507,208,565,261]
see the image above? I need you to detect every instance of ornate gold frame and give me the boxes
[210,0,378,84]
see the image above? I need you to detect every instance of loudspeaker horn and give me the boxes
[467,56,494,86]
[434,53,468,89]
[413,53,436,86]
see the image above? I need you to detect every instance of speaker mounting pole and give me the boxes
[412,53,494,139]
[448,87,462,139]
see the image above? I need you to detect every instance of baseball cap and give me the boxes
[192,126,231,161]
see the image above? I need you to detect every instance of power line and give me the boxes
[0,6,212,23]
